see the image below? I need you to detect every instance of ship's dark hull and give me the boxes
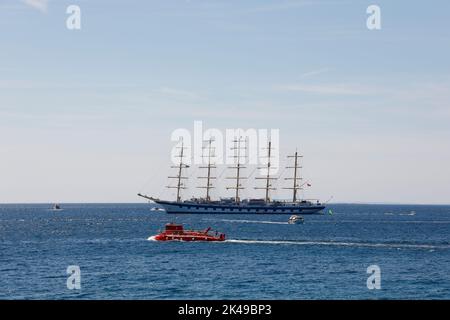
[154,200,325,214]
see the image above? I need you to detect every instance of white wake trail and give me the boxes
[220,219,289,225]
[225,239,449,249]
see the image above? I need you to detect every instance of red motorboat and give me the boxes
[153,223,225,242]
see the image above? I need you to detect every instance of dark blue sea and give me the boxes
[1,203,450,299]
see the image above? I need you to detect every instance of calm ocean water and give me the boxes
[1,203,449,299]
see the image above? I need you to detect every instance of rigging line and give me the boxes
[272,166,287,192]
[277,166,288,180]
[247,166,258,179]
[217,166,227,179]
[138,159,163,193]
[160,176,173,199]
[188,167,196,178]
[139,168,167,201]
[138,173,157,194]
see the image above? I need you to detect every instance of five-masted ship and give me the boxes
[138,138,325,214]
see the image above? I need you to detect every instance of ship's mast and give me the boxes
[167,139,189,202]
[255,141,277,203]
[197,138,216,201]
[226,136,246,203]
[283,151,303,202]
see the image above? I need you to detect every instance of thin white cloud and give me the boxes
[22,0,48,13]
[0,79,140,89]
[157,87,201,100]
[251,1,314,12]
[275,83,376,95]
[299,68,330,78]
[250,0,346,13]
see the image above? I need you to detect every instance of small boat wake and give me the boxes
[384,211,416,216]
[225,239,450,250]
[147,236,449,250]
[218,219,289,225]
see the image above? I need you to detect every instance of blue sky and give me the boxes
[1,0,450,203]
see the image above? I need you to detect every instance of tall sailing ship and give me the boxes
[138,138,325,214]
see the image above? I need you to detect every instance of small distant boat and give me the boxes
[150,207,165,212]
[288,215,304,224]
[153,223,225,241]
[51,204,62,211]
[400,211,416,216]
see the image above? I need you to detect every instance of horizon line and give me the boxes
[1,202,450,206]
